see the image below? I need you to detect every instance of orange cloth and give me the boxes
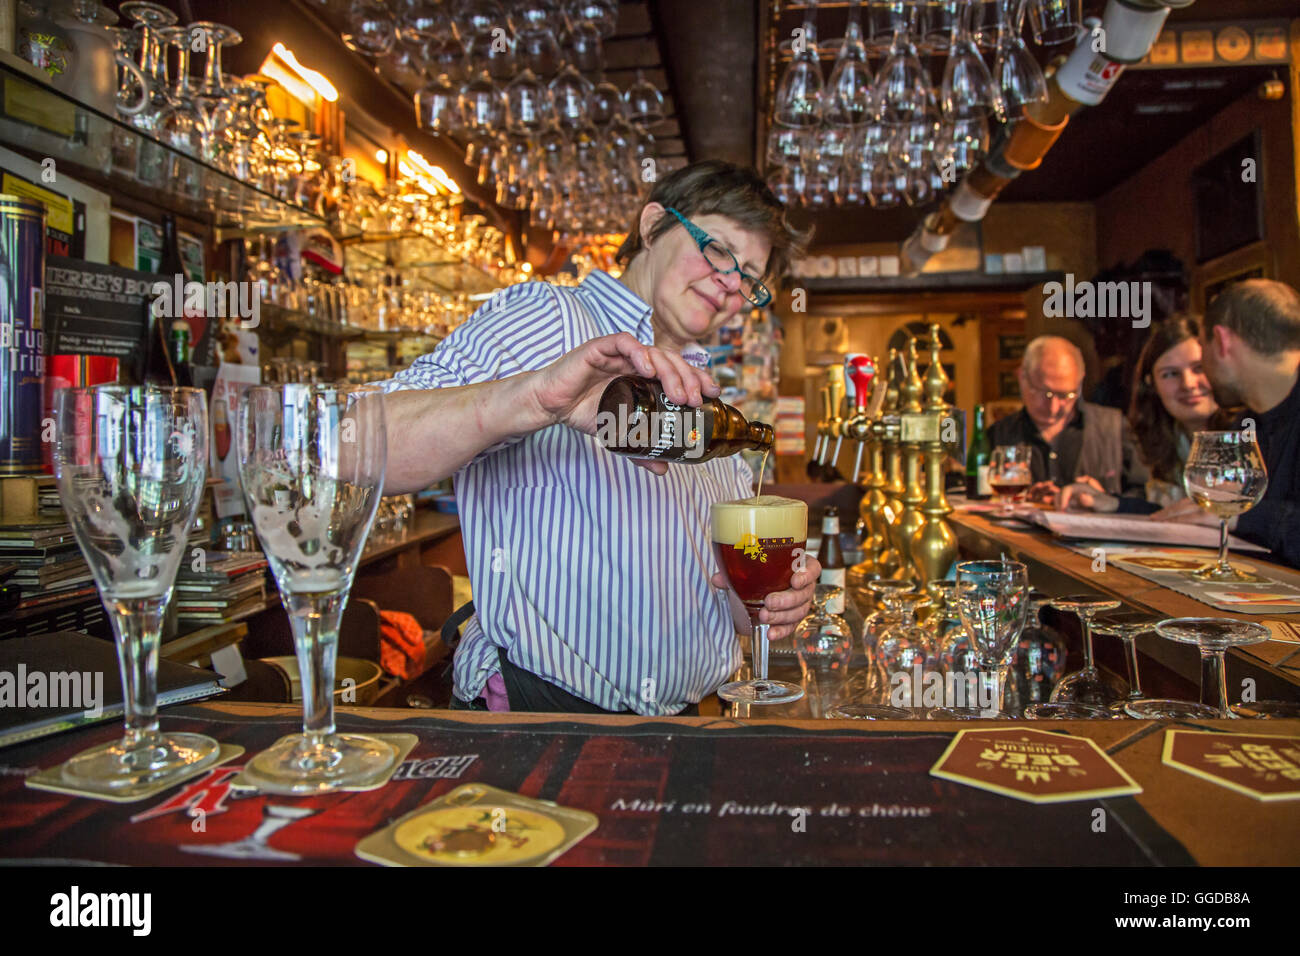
[379,609,426,680]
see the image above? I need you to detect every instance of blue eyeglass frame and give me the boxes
[664,206,772,308]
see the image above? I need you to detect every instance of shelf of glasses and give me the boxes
[259,301,366,340]
[798,270,1065,294]
[0,57,325,233]
[341,233,505,295]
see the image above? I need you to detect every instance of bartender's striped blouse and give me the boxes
[379,270,752,715]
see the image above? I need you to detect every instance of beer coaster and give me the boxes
[25,744,245,804]
[1161,730,1300,802]
[355,783,598,867]
[930,728,1142,804]
[230,733,418,794]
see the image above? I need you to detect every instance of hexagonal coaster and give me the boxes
[1162,730,1300,802]
[930,728,1142,804]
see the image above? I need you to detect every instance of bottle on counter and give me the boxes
[965,403,992,499]
[817,506,846,613]
[596,375,774,464]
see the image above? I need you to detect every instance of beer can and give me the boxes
[0,195,46,475]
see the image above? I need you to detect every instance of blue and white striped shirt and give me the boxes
[380,270,752,715]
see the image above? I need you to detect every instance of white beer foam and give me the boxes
[711,495,807,545]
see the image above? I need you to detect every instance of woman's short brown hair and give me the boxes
[614,159,811,280]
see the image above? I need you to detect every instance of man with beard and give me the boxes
[1152,279,1300,569]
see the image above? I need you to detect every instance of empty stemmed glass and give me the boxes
[774,15,824,128]
[947,559,1029,717]
[1046,595,1125,711]
[1025,0,1083,46]
[993,0,1048,122]
[872,1,929,124]
[942,0,1001,120]
[1154,618,1271,719]
[1183,430,1268,582]
[53,386,220,792]
[792,585,854,718]
[824,0,873,129]
[237,384,399,792]
[1091,611,1164,716]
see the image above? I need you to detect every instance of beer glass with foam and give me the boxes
[711,495,808,704]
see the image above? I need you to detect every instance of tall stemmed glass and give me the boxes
[1155,618,1271,719]
[993,0,1048,122]
[942,0,1001,120]
[53,386,219,792]
[1090,611,1162,716]
[1047,595,1124,711]
[713,496,808,705]
[237,384,398,792]
[825,1,873,129]
[1183,430,1268,582]
[950,559,1029,717]
[872,1,929,124]
[774,15,824,128]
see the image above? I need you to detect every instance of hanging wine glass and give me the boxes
[970,0,1002,50]
[464,28,516,81]
[872,2,929,124]
[1025,0,1083,47]
[505,68,553,134]
[383,35,431,91]
[624,69,665,126]
[341,0,397,57]
[517,26,566,81]
[549,63,594,131]
[566,0,618,38]
[588,71,625,127]
[825,1,873,129]
[566,20,605,73]
[774,17,824,128]
[416,69,461,134]
[942,0,1001,119]
[395,0,447,41]
[994,0,1048,122]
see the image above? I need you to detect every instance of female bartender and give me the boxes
[378,160,818,715]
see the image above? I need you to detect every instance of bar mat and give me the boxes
[1064,542,1300,615]
[0,705,1194,866]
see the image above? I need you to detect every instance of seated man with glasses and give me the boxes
[988,335,1149,500]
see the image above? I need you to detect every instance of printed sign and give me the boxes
[931,728,1143,804]
[1162,731,1300,802]
[43,256,152,360]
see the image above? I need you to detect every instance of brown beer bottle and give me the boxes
[597,376,774,464]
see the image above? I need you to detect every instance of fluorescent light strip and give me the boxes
[272,43,339,102]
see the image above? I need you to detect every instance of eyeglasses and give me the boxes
[664,206,772,308]
[1023,381,1079,403]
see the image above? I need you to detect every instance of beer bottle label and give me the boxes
[976,464,992,497]
[643,393,712,462]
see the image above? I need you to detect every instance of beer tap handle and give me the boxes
[831,434,843,469]
[852,439,865,485]
[847,354,876,415]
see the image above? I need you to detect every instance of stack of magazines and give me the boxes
[174,551,269,624]
[0,521,96,613]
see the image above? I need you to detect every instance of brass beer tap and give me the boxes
[911,324,959,583]
[894,338,927,582]
[874,349,905,579]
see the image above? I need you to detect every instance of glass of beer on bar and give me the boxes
[711,495,808,704]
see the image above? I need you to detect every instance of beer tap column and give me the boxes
[911,324,959,583]
[823,364,847,474]
[894,338,927,584]
[875,349,904,579]
[844,355,879,586]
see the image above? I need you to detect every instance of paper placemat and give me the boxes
[1064,543,1300,614]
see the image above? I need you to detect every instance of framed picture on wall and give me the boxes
[1192,240,1272,313]
[998,335,1027,362]
[1192,129,1265,264]
[998,371,1019,399]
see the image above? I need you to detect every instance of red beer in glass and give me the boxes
[711,495,808,704]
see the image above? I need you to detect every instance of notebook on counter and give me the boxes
[0,631,226,749]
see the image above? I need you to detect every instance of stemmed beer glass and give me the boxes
[712,495,808,705]
[948,558,1029,717]
[53,386,220,792]
[237,384,397,792]
[1183,430,1268,582]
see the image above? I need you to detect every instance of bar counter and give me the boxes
[948,509,1300,702]
[0,701,1295,867]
